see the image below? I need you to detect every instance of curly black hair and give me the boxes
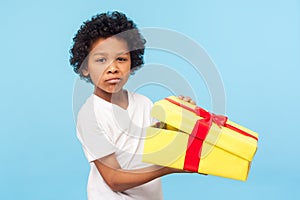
[69,11,146,83]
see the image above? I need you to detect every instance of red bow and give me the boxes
[195,106,228,128]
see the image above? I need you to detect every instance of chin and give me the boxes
[107,86,123,94]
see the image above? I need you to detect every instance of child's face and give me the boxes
[84,37,131,96]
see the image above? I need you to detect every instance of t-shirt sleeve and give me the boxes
[76,101,115,162]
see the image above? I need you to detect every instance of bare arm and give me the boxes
[93,153,181,192]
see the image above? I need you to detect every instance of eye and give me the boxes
[96,58,106,63]
[117,57,128,62]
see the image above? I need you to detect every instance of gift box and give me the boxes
[142,96,258,181]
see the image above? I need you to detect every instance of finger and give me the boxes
[189,100,196,105]
[183,96,192,102]
[155,122,165,128]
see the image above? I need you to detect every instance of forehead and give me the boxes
[90,37,129,55]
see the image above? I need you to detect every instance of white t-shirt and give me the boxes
[76,92,163,200]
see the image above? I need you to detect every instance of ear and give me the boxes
[130,67,136,75]
[82,68,89,76]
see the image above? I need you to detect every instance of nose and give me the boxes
[107,61,119,74]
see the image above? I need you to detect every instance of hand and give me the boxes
[165,166,195,174]
[167,167,208,175]
[178,95,196,105]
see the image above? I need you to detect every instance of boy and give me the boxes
[69,11,194,200]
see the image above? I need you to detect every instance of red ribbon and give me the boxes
[164,98,258,172]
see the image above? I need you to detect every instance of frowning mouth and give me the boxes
[105,78,121,84]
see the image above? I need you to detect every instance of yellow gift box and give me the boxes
[142,96,258,181]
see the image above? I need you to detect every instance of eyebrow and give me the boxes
[118,51,130,55]
[92,52,107,56]
[92,51,130,57]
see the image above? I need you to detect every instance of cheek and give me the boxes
[122,66,131,78]
[123,62,131,73]
[89,67,106,84]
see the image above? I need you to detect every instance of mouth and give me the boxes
[105,78,121,84]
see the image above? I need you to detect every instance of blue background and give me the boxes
[1,0,299,199]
